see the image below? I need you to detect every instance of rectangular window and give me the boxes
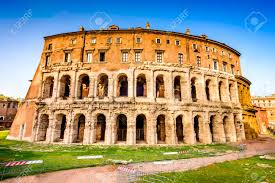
[116,37,122,43]
[121,52,128,63]
[196,56,201,67]
[166,40,170,44]
[45,55,50,66]
[0,116,4,121]
[178,53,183,64]
[99,52,105,62]
[91,38,96,44]
[221,51,225,56]
[222,62,227,72]
[175,40,180,46]
[135,51,141,62]
[229,53,232,59]
[156,38,161,44]
[64,52,71,62]
[213,60,218,70]
[48,44,52,50]
[156,52,163,63]
[136,37,141,43]
[205,46,209,52]
[87,52,92,63]
[192,44,198,50]
[231,64,235,74]
[107,37,112,44]
[213,48,217,53]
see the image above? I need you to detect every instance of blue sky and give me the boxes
[0,0,274,98]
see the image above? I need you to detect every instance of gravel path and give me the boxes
[2,137,275,183]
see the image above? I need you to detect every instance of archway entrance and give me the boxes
[136,75,147,97]
[176,115,184,143]
[37,114,49,141]
[96,114,106,142]
[78,75,90,99]
[136,114,146,142]
[194,115,200,143]
[117,114,127,141]
[174,76,181,100]
[60,115,66,140]
[157,115,166,143]
[156,75,165,98]
[209,115,215,143]
[118,75,128,96]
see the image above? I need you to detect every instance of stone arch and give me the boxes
[156,115,166,143]
[117,74,128,97]
[176,115,184,143]
[72,114,86,143]
[191,77,197,102]
[136,74,147,97]
[194,115,201,143]
[116,114,127,142]
[59,75,71,99]
[156,75,165,98]
[223,116,230,142]
[96,114,106,142]
[174,76,181,100]
[205,79,211,101]
[136,114,147,143]
[36,114,49,141]
[77,74,90,99]
[54,113,67,142]
[97,74,108,98]
[218,81,226,102]
[43,76,54,98]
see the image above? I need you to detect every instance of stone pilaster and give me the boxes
[88,76,95,98]
[105,114,113,145]
[216,114,226,143]
[70,70,77,100]
[127,114,135,145]
[183,111,195,144]
[53,71,60,101]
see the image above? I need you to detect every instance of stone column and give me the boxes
[228,113,237,142]
[70,70,77,100]
[88,76,95,98]
[234,81,239,104]
[183,111,195,144]
[108,77,114,100]
[166,72,173,101]
[216,114,226,143]
[53,71,60,101]
[203,112,212,144]
[213,76,220,102]
[225,78,230,102]
[83,113,92,144]
[185,71,192,103]
[46,113,55,143]
[148,114,157,144]
[127,114,135,145]
[128,69,134,98]
[167,113,176,144]
[105,114,113,145]
[110,113,117,144]
[149,70,155,102]
[64,112,73,144]
[200,73,206,102]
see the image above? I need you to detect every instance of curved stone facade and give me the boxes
[8,25,246,145]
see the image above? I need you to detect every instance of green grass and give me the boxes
[0,131,239,180]
[139,155,275,183]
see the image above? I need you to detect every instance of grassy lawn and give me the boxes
[0,130,239,180]
[140,155,275,183]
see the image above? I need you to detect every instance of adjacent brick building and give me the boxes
[0,97,19,129]
[8,24,254,145]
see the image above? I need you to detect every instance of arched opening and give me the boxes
[174,76,181,100]
[118,75,128,97]
[194,115,200,143]
[136,74,147,97]
[43,77,54,98]
[78,74,90,99]
[209,115,215,143]
[223,116,230,142]
[205,79,211,101]
[37,114,49,141]
[73,114,85,143]
[59,75,71,99]
[156,75,165,98]
[176,115,184,143]
[157,115,166,143]
[136,114,146,142]
[96,114,106,142]
[117,114,127,141]
[97,74,108,98]
[191,77,197,102]
[60,115,66,140]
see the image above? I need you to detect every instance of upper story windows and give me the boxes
[45,55,51,66]
[87,52,93,63]
[156,38,161,44]
[231,64,235,74]
[178,53,183,64]
[116,37,122,44]
[107,37,112,44]
[91,37,96,44]
[121,51,129,63]
[71,38,77,45]
[48,44,52,50]
[136,37,141,43]
[192,44,198,50]
[175,40,180,46]
[196,56,201,67]
[99,51,106,62]
[0,116,4,121]
[205,46,210,52]
[221,50,225,56]
[135,51,141,62]
[213,60,218,70]
[156,51,163,63]
[212,47,217,53]
[64,52,71,62]
[222,62,227,72]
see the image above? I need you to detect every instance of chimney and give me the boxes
[185,28,190,35]
[80,26,85,32]
[146,22,150,29]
